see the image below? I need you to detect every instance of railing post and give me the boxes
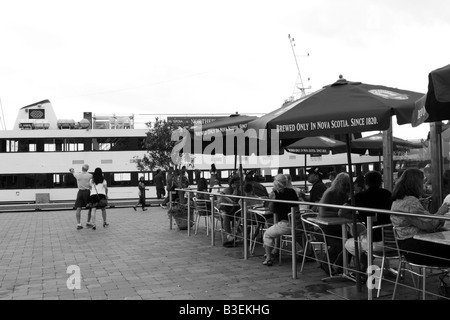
[169,191,173,230]
[291,207,297,279]
[211,195,215,247]
[187,193,191,236]
[366,215,373,300]
[243,199,248,260]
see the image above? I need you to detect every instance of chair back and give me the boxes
[391,225,405,260]
[300,212,328,246]
[194,197,211,216]
[372,223,400,258]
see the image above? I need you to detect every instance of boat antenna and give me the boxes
[288,34,311,100]
[0,97,6,130]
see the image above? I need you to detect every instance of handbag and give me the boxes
[93,183,108,208]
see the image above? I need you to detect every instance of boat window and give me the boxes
[111,173,132,186]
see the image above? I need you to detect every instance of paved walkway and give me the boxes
[0,205,444,303]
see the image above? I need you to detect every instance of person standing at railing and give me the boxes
[390,168,450,266]
[154,169,166,200]
[160,167,174,209]
[178,166,190,204]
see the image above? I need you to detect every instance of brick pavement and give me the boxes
[0,205,444,301]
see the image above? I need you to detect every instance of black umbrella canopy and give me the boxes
[186,113,280,157]
[191,113,258,133]
[351,133,423,156]
[248,75,424,139]
[412,64,450,127]
[284,136,347,155]
[248,75,423,291]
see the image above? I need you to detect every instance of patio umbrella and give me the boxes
[410,64,450,213]
[352,133,423,167]
[180,113,278,195]
[190,113,260,172]
[284,136,347,190]
[248,75,424,291]
[412,64,450,127]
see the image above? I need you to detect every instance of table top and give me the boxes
[218,202,241,207]
[307,216,353,226]
[413,230,450,246]
[248,207,273,215]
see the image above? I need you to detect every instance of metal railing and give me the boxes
[169,187,450,300]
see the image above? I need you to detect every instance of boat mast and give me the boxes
[288,34,311,100]
[0,97,6,130]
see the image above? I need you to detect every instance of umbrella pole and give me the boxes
[304,154,307,191]
[346,134,362,292]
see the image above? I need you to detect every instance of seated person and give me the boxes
[391,168,450,266]
[262,174,299,266]
[244,174,269,198]
[317,172,351,275]
[307,167,328,212]
[217,175,241,245]
[239,182,266,224]
[195,177,211,210]
[339,171,392,271]
[285,173,308,211]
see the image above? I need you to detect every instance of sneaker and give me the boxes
[77,225,83,230]
[86,222,93,228]
[142,208,147,211]
[160,204,167,209]
[262,259,273,266]
[103,222,109,227]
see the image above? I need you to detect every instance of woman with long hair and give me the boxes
[262,174,298,266]
[318,172,351,274]
[391,168,450,266]
[88,167,109,230]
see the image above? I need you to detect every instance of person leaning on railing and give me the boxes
[390,168,450,266]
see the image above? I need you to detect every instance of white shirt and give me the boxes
[90,179,107,196]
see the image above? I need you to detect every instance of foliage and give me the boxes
[134,118,194,171]
[168,203,194,230]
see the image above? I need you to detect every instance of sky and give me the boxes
[0,0,449,140]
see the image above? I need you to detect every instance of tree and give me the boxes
[134,118,194,171]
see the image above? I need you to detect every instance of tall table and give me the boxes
[248,207,300,279]
[218,202,242,247]
[306,216,354,280]
[413,230,450,245]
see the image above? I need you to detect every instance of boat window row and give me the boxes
[0,137,146,153]
[0,172,155,189]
